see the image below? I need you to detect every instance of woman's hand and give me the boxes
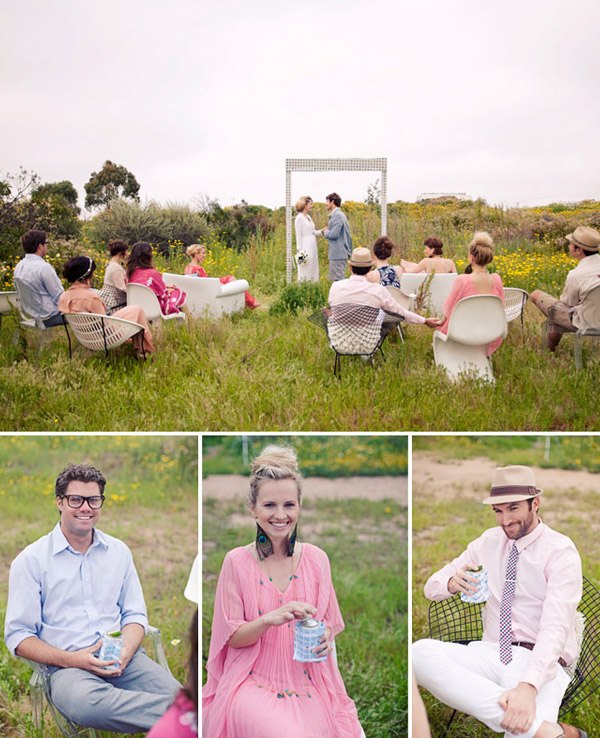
[424,317,444,328]
[314,626,334,657]
[263,601,317,627]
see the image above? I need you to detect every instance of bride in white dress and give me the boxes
[294,195,319,282]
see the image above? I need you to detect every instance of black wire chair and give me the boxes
[427,576,600,735]
[308,303,403,378]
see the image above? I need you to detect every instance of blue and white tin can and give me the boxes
[98,631,123,670]
[293,618,327,662]
[460,566,489,604]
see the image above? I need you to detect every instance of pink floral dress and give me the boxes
[128,267,187,315]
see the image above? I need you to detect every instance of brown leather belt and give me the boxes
[512,641,567,668]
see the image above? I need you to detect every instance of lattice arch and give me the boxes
[285,158,388,283]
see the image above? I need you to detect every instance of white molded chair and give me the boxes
[64,313,146,359]
[503,287,528,327]
[163,272,248,318]
[24,625,171,738]
[126,283,186,324]
[0,290,19,328]
[433,295,507,382]
[543,283,600,370]
[400,273,458,315]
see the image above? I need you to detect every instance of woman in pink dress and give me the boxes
[438,231,505,355]
[185,244,259,309]
[401,237,457,274]
[58,256,154,356]
[127,241,188,315]
[203,445,363,738]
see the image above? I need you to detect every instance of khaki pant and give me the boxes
[530,290,575,332]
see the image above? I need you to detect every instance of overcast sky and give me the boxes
[2,0,599,210]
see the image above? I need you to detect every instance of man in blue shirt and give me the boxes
[13,229,64,326]
[4,463,180,733]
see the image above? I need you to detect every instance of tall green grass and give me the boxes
[202,492,408,737]
[0,436,198,738]
[1,300,598,431]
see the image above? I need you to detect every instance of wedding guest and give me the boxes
[100,239,128,311]
[401,237,457,274]
[184,244,259,309]
[13,229,64,326]
[127,242,188,316]
[366,236,403,287]
[59,256,154,357]
[437,232,504,355]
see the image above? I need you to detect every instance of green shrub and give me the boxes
[269,281,327,315]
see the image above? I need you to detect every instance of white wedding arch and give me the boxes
[285,157,388,283]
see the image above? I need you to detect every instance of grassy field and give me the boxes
[1,202,600,432]
[202,486,408,737]
[411,441,600,737]
[0,436,198,738]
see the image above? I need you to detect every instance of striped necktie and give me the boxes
[499,543,519,664]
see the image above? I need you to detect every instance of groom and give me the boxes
[317,193,353,281]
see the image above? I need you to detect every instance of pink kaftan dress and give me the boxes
[439,272,505,356]
[203,544,362,738]
[128,267,187,315]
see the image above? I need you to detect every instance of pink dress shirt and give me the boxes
[328,275,426,324]
[424,522,582,693]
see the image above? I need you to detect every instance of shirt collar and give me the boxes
[348,274,368,281]
[51,521,109,555]
[24,253,44,262]
[512,520,545,553]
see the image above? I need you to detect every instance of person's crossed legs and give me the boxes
[50,650,181,733]
[529,291,576,351]
[413,639,570,738]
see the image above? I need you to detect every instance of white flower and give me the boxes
[295,249,309,266]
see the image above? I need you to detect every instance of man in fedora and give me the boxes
[530,225,600,350]
[413,465,586,738]
[328,246,441,328]
[315,192,353,281]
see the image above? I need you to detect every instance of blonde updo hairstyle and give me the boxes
[186,243,205,258]
[295,196,313,213]
[468,231,494,267]
[248,445,303,508]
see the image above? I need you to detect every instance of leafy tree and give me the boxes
[32,180,80,212]
[208,200,274,251]
[0,167,41,260]
[84,160,140,209]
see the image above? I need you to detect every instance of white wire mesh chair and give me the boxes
[64,312,146,360]
[432,295,507,383]
[23,625,171,738]
[309,303,402,378]
[503,287,528,328]
[126,283,186,324]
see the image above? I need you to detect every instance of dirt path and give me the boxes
[203,474,407,504]
[412,453,599,500]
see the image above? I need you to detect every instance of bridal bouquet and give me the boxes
[295,249,309,266]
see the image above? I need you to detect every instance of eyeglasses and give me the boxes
[61,494,105,509]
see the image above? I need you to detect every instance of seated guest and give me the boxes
[438,232,504,355]
[13,229,64,326]
[329,247,441,328]
[366,236,403,287]
[127,242,188,315]
[401,237,457,274]
[100,239,128,310]
[58,256,154,357]
[530,225,600,350]
[185,243,259,309]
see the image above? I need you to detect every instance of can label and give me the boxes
[293,619,327,662]
[460,567,489,604]
[98,631,123,670]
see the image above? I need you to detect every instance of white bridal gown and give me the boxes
[294,212,319,282]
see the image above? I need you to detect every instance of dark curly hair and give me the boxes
[55,463,107,498]
[373,236,395,260]
[108,239,128,257]
[21,229,47,254]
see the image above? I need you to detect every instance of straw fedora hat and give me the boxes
[566,226,600,252]
[482,465,543,505]
[349,247,372,267]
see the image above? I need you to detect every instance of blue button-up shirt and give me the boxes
[13,253,64,320]
[4,523,148,655]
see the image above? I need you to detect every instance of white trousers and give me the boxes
[413,639,571,738]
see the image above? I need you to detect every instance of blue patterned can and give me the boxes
[98,630,123,670]
[460,566,489,604]
[293,618,327,663]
